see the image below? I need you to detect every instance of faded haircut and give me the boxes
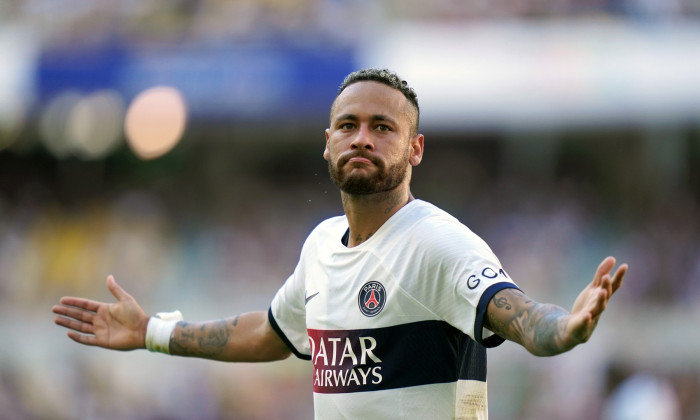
[334,68,420,135]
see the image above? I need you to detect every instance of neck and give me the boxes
[341,184,414,247]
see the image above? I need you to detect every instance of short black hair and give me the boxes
[336,68,420,135]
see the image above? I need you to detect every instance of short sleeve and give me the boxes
[402,217,520,347]
[269,269,311,360]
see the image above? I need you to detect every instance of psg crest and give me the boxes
[358,281,386,317]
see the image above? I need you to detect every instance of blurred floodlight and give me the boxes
[68,90,126,160]
[39,91,83,159]
[124,86,188,160]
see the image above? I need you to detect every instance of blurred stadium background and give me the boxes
[1,1,699,419]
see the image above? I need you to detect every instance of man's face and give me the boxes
[324,81,423,195]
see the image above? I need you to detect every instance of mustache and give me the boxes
[337,150,382,167]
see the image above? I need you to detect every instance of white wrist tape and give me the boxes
[145,310,183,354]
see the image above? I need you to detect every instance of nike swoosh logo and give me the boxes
[305,291,320,305]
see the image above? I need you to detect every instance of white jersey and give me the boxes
[269,200,519,419]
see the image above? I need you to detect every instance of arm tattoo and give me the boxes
[170,318,235,358]
[531,305,569,355]
[488,290,571,356]
[493,296,511,310]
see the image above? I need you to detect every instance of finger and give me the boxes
[600,274,613,299]
[593,257,616,287]
[52,305,96,323]
[53,305,96,323]
[67,331,99,346]
[58,297,102,312]
[569,311,588,332]
[55,316,95,335]
[610,263,628,294]
[587,288,608,317]
[106,275,131,302]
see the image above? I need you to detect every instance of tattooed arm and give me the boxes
[170,312,291,362]
[483,257,628,356]
[53,276,291,362]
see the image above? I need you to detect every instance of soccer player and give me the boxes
[52,68,628,419]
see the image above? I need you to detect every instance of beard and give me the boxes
[328,151,409,195]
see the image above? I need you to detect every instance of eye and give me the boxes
[339,122,355,130]
[375,124,391,132]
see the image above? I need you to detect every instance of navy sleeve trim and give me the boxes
[474,282,521,348]
[267,308,311,361]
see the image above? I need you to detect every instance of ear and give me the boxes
[323,128,331,161]
[408,134,424,166]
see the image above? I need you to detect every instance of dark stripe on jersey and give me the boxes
[308,320,486,394]
[474,282,521,347]
[457,332,487,381]
[268,308,311,361]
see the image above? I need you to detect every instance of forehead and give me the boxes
[331,81,413,123]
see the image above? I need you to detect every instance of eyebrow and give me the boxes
[333,113,398,126]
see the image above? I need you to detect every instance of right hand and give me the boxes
[52,275,150,351]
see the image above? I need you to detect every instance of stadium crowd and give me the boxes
[2,0,699,50]
[1,133,699,419]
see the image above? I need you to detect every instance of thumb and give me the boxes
[106,275,129,302]
[568,311,594,343]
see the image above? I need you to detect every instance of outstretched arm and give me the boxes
[52,275,291,362]
[484,257,627,356]
[168,313,291,362]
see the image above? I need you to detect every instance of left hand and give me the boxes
[566,256,627,345]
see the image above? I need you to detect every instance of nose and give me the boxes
[350,124,374,151]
